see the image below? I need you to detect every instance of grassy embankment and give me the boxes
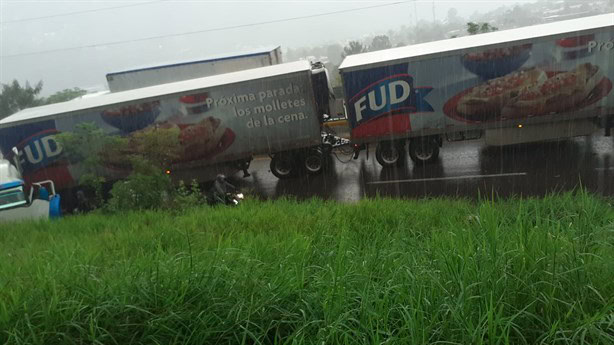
[0,192,613,345]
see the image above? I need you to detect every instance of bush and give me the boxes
[105,157,210,212]
[56,122,218,212]
[76,173,106,211]
[107,174,208,213]
[173,179,205,209]
[106,170,173,212]
[55,122,126,210]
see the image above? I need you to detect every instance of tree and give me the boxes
[446,8,462,25]
[0,80,43,119]
[413,20,448,44]
[480,23,498,33]
[467,22,480,35]
[45,87,87,105]
[342,41,367,58]
[0,80,88,119]
[467,22,498,35]
[369,35,392,52]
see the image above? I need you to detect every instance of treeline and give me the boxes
[0,80,86,119]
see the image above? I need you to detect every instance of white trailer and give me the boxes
[106,46,283,92]
[0,60,334,200]
[339,14,614,167]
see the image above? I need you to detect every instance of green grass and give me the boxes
[0,192,613,345]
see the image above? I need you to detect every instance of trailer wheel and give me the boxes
[270,153,297,179]
[409,137,439,164]
[303,147,326,175]
[375,140,406,167]
[302,147,329,175]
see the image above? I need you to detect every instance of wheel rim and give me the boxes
[305,155,322,173]
[415,143,434,161]
[381,146,399,165]
[273,158,292,176]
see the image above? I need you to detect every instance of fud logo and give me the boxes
[14,129,63,172]
[350,74,433,124]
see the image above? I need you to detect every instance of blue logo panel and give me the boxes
[0,120,63,173]
[343,63,434,128]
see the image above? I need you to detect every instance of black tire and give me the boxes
[409,137,440,164]
[270,153,298,179]
[375,140,406,167]
[303,147,326,175]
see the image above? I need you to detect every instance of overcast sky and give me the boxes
[1,0,537,96]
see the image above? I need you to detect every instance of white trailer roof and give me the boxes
[340,13,613,71]
[0,60,310,128]
[107,45,281,77]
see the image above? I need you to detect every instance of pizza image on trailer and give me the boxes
[501,63,609,118]
[101,116,235,169]
[455,68,547,121]
[445,63,612,123]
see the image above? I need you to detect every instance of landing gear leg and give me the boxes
[237,159,251,178]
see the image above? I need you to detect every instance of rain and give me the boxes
[1,0,613,210]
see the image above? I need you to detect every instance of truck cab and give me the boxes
[0,161,27,210]
[0,151,61,223]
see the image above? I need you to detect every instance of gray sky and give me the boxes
[1,0,535,96]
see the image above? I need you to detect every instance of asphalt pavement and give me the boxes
[230,134,614,201]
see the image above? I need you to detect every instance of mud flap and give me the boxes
[49,194,62,219]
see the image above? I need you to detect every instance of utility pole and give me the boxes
[413,0,418,27]
[432,0,436,22]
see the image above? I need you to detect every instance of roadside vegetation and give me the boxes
[1,191,613,345]
[54,122,203,213]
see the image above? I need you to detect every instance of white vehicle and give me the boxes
[106,46,283,92]
[0,60,336,199]
[339,13,614,166]
[0,148,61,223]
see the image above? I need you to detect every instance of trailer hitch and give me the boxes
[352,144,366,160]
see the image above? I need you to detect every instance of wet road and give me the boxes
[231,134,614,201]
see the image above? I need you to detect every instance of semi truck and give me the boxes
[0,148,61,223]
[339,13,613,167]
[0,60,334,202]
[106,46,283,92]
[1,13,612,215]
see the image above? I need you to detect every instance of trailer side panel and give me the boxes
[0,69,321,191]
